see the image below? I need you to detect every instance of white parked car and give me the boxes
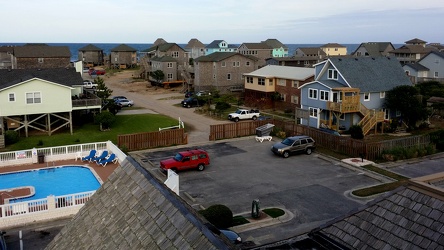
[115,98,134,107]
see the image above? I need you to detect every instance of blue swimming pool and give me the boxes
[0,166,101,203]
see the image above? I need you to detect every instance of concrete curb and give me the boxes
[230,207,294,233]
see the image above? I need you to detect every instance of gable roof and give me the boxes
[0,68,83,90]
[78,44,103,51]
[142,43,184,53]
[244,65,314,80]
[390,45,436,54]
[153,38,167,46]
[185,38,205,49]
[324,56,412,92]
[240,43,272,50]
[309,174,444,249]
[296,47,327,56]
[320,43,346,48]
[405,38,427,45]
[353,42,395,56]
[195,52,257,62]
[13,45,71,58]
[262,39,288,49]
[110,44,137,52]
[403,63,429,71]
[47,157,233,249]
[206,40,225,49]
[418,50,444,63]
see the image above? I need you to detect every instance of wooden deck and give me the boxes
[0,159,119,205]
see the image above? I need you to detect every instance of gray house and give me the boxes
[403,51,444,83]
[78,44,104,67]
[299,56,412,135]
[352,42,395,57]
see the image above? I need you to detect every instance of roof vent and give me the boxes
[354,58,358,61]
[372,57,375,60]
[338,58,342,61]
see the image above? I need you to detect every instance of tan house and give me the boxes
[238,42,273,66]
[244,65,314,110]
[12,44,71,69]
[0,46,14,69]
[320,43,347,56]
[78,44,104,67]
[388,38,437,65]
[109,44,137,69]
[194,52,258,93]
[0,68,101,148]
[184,38,206,60]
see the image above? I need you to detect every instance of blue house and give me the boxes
[205,40,238,55]
[299,56,412,135]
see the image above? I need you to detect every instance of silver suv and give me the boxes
[271,135,316,158]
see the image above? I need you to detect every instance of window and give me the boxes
[9,93,15,102]
[364,93,370,101]
[292,95,299,104]
[383,109,389,120]
[26,92,41,104]
[308,88,318,99]
[213,74,216,79]
[246,61,250,66]
[281,94,286,101]
[435,72,439,78]
[380,92,385,98]
[309,107,318,118]
[292,81,299,88]
[328,69,338,80]
[167,73,173,81]
[258,78,265,86]
[278,79,286,86]
[227,73,231,80]
[268,79,273,86]
[247,77,253,83]
[172,51,179,58]
[38,58,44,63]
[320,90,329,101]
[167,62,173,68]
[233,61,240,67]
[221,62,226,67]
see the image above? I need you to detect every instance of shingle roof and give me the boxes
[297,47,326,56]
[206,40,225,49]
[240,43,272,50]
[309,178,444,249]
[78,44,103,51]
[262,39,288,49]
[110,44,137,52]
[244,65,314,80]
[418,51,444,63]
[405,38,427,44]
[404,63,429,71]
[321,43,346,48]
[353,42,394,56]
[195,52,257,62]
[0,68,83,90]
[150,55,176,62]
[153,38,167,46]
[327,56,412,92]
[185,38,205,49]
[13,45,71,58]
[46,157,233,249]
[141,43,183,53]
[390,45,436,54]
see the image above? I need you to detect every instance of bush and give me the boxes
[349,125,364,139]
[199,204,233,228]
[5,130,20,145]
[94,111,116,129]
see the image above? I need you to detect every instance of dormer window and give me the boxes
[328,69,338,80]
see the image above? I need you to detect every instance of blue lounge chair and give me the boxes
[81,149,97,162]
[98,153,116,167]
[93,150,108,163]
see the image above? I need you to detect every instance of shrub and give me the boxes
[349,125,364,139]
[94,111,116,129]
[5,130,20,145]
[199,204,233,228]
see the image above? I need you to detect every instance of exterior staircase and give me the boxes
[178,65,193,93]
[138,56,150,79]
[358,103,385,135]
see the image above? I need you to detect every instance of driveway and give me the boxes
[132,138,381,245]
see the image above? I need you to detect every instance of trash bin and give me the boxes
[38,153,45,164]
[256,123,275,137]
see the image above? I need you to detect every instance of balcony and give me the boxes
[72,92,101,109]
[327,88,361,113]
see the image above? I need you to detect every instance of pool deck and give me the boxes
[0,159,119,205]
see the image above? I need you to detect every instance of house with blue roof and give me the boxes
[299,56,412,135]
[205,40,238,55]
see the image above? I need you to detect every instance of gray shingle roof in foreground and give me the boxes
[46,157,233,250]
[308,174,444,249]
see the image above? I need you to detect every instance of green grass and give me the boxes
[2,114,180,151]
[262,208,285,218]
[231,216,250,226]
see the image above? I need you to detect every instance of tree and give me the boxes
[385,85,428,129]
[94,111,116,130]
[94,77,113,101]
[150,70,164,87]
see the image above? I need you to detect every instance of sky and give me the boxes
[2,0,443,44]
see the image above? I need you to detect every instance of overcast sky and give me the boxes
[2,0,443,44]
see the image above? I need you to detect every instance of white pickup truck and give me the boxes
[228,109,260,122]
[83,80,98,89]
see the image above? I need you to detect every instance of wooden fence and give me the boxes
[118,129,187,151]
[209,119,432,161]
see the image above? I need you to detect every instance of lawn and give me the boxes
[2,114,180,152]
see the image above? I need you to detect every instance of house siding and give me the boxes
[0,79,72,116]
[15,57,71,69]
[419,53,444,78]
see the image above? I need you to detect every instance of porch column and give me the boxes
[69,112,73,135]
[25,115,29,137]
[48,113,51,136]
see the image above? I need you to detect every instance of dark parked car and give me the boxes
[184,91,194,98]
[271,135,316,158]
[181,97,205,108]
[220,229,242,244]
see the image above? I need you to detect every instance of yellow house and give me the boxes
[320,43,347,56]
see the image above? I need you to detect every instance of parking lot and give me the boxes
[132,137,381,245]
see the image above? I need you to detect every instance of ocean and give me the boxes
[0,42,367,62]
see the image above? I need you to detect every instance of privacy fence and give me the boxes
[117,129,187,151]
[209,119,433,161]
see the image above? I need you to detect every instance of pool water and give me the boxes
[0,166,101,202]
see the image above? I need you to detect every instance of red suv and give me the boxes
[160,149,210,172]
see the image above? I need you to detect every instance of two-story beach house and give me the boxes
[352,42,395,57]
[0,68,101,148]
[299,56,412,135]
[403,51,444,84]
[109,44,137,69]
[320,43,347,56]
[12,44,71,69]
[78,44,105,67]
[205,40,238,55]
[194,52,258,93]
[262,39,289,58]
[243,65,314,111]
[238,42,273,67]
[388,38,437,65]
